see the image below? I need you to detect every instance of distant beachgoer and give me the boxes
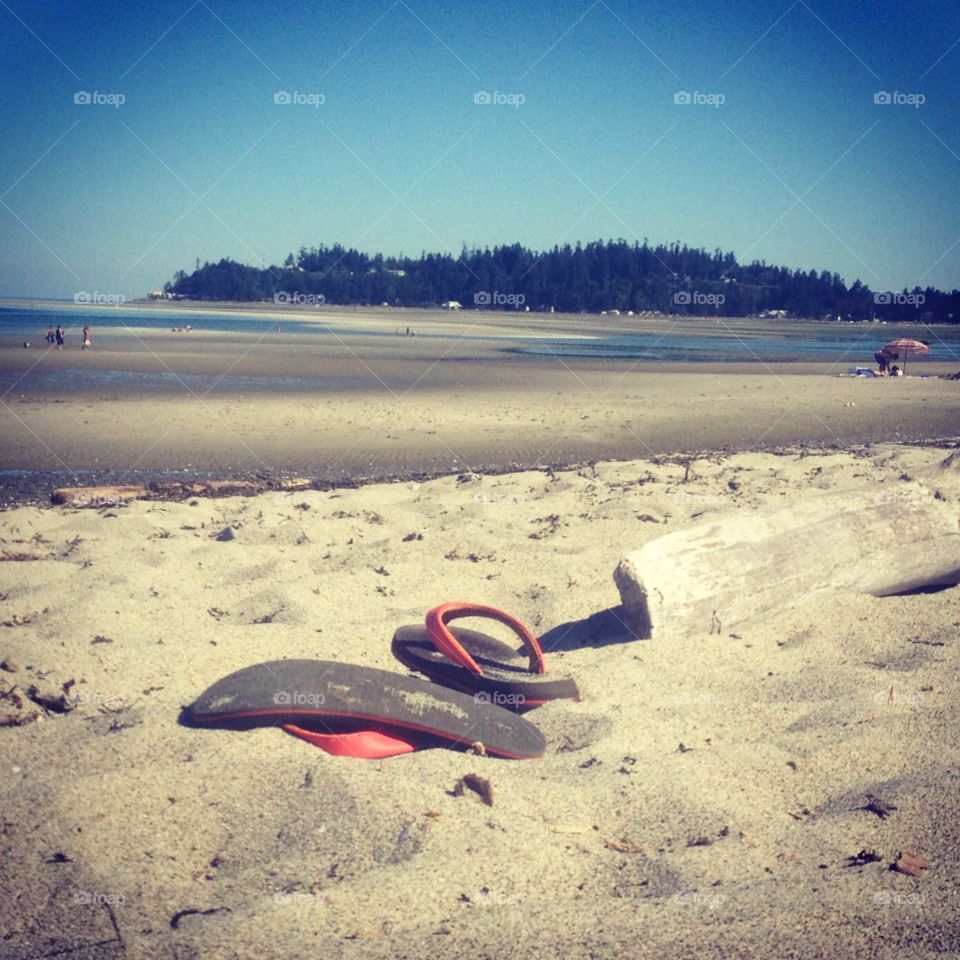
[890,364,903,377]
[82,325,91,350]
[55,325,64,350]
[874,350,888,374]
[45,325,55,345]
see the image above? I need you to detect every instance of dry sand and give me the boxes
[1,442,959,959]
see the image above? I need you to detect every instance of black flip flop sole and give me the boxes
[392,625,580,707]
[183,659,546,759]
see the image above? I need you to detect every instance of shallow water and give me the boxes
[4,302,957,367]
[0,366,405,393]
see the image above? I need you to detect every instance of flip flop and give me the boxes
[183,659,546,759]
[392,602,580,708]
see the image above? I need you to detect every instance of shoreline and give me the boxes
[5,295,956,336]
[3,303,958,510]
[3,436,958,510]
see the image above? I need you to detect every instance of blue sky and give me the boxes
[1,0,958,300]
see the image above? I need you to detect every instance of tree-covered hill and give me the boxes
[163,240,958,323]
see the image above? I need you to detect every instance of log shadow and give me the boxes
[538,605,646,653]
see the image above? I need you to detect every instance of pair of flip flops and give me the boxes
[185,603,579,760]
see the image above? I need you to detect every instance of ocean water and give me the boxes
[3,302,958,367]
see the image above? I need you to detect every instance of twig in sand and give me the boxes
[845,848,882,867]
[862,796,898,819]
[603,837,644,854]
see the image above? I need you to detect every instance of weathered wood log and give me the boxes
[203,479,264,497]
[146,479,264,499]
[614,483,960,639]
[272,477,312,490]
[51,485,147,507]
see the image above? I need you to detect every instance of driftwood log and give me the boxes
[615,481,960,639]
[50,485,147,507]
[51,477,312,507]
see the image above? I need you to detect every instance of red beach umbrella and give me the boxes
[881,338,930,374]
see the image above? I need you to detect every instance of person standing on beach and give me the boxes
[82,325,91,350]
[55,325,64,350]
[45,325,55,346]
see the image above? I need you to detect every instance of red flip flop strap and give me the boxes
[425,602,547,677]
[283,724,417,758]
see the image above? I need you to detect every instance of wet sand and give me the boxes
[1,320,957,486]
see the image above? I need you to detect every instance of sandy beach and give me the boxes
[1,308,958,495]
[1,306,959,958]
[4,0,960,951]
[1,442,959,958]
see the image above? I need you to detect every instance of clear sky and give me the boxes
[1,0,958,300]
